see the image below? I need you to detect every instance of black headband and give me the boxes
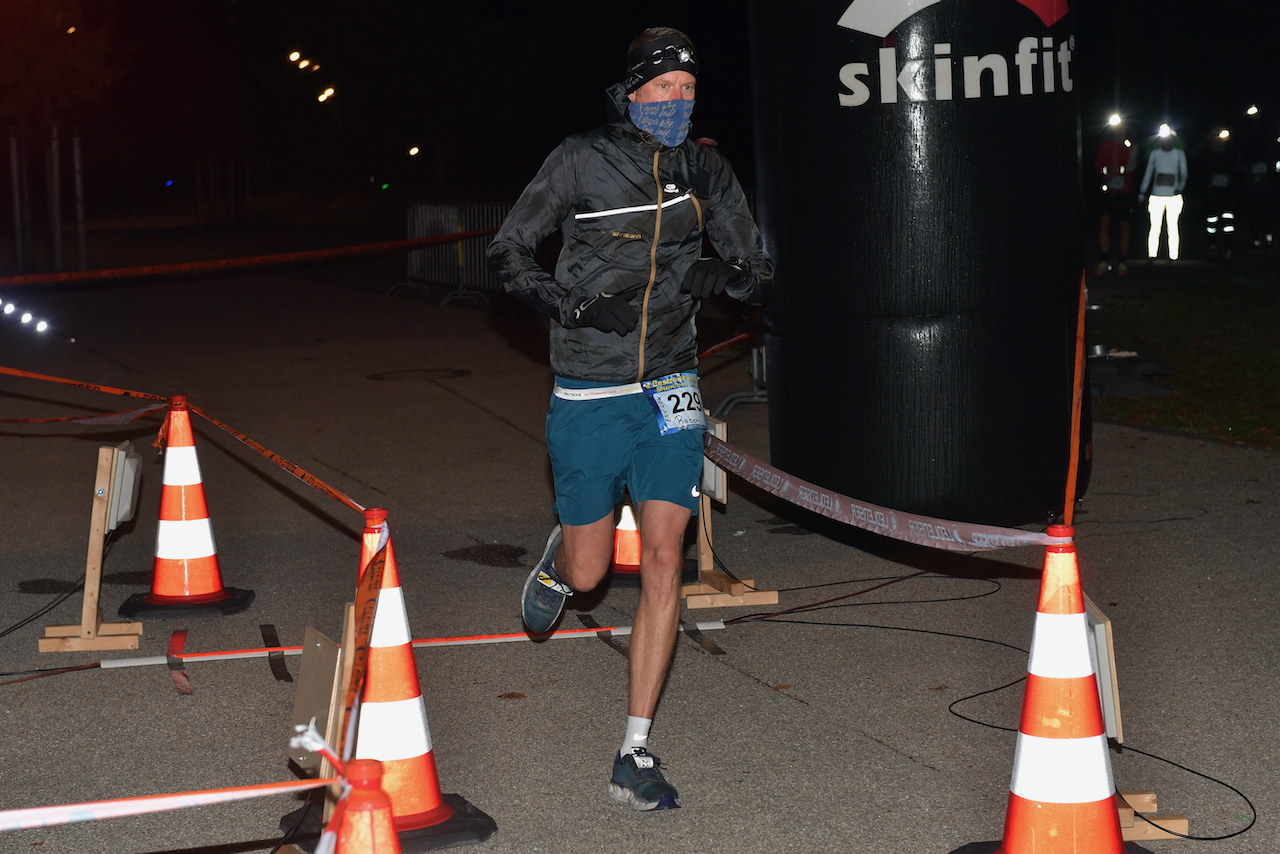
[623,36,698,94]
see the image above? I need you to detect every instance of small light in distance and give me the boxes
[67,26,76,34]
[299,59,310,69]
[1108,113,1121,126]
[1246,105,1259,116]
[36,321,48,332]
[311,64,320,71]
[318,93,328,102]
[289,51,300,61]
[1219,129,1231,140]
[21,313,32,323]
[3,304,13,314]
[323,87,334,96]
[381,183,389,190]
[166,179,174,186]
[409,146,419,156]
[1123,139,1132,148]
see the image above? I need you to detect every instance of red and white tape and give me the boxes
[704,434,1070,552]
[0,777,334,832]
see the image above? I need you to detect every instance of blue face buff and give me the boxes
[628,98,695,148]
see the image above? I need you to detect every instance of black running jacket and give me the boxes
[487,83,773,384]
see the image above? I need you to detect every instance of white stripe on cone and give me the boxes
[1009,733,1115,803]
[1027,612,1094,678]
[155,519,217,560]
[161,447,203,486]
[357,696,433,760]
[368,587,411,648]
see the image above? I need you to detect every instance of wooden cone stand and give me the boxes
[681,415,778,609]
[40,443,143,652]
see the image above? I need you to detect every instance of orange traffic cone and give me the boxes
[336,759,403,854]
[119,396,252,620]
[354,509,496,852]
[610,503,641,578]
[952,525,1148,854]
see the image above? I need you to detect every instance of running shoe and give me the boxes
[609,749,680,811]
[1093,261,1110,276]
[521,525,569,633]
[1116,261,1128,277]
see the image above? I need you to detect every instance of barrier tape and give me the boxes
[0,229,499,288]
[338,529,387,759]
[0,365,167,401]
[0,402,167,425]
[704,434,1071,552]
[93,622,729,670]
[0,776,336,832]
[188,404,365,514]
[697,332,751,359]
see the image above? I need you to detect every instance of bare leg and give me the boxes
[557,515,614,594]
[1098,214,1111,256]
[628,499,690,718]
[1118,220,1130,258]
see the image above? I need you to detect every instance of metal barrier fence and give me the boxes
[404,203,509,304]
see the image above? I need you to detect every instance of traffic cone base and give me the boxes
[118,586,253,620]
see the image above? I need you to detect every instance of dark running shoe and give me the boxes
[609,749,680,811]
[521,525,569,633]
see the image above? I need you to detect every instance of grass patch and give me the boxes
[1087,261,1280,451]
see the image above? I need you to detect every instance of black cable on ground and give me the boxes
[1117,748,1257,841]
[269,800,315,854]
[0,530,116,643]
[0,663,100,686]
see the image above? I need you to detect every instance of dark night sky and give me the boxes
[4,0,1277,214]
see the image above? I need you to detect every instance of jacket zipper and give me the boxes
[636,149,662,382]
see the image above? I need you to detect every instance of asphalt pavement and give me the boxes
[0,261,1276,854]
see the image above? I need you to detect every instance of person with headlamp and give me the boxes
[487,26,772,811]
[1140,127,1189,262]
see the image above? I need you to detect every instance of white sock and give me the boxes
[621,715,651,757]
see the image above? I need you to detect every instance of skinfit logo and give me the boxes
[837,0,1068,38]
[835,0,1073,107]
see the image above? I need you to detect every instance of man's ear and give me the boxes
[627,92,636,103]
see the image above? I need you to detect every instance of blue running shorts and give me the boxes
[546,375,704,526]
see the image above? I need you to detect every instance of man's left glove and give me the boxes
[681,258,746,300]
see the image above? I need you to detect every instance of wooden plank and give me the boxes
[38,634,140,652]
[685,589,779,609]
[1119,791,1158,813]
[323,603,357,823]
[699,568,746,597]
[44,620,142,638]
[681,580,755,597]
[1122,815,1188,841]
[696,490,715,582]
[79,446,116,639]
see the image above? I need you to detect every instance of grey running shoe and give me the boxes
[521,525,569,633]
[609,749,680,811]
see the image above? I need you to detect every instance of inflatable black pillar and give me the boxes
[751,0,1087,526]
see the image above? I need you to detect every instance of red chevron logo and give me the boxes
[837,0,1068,37]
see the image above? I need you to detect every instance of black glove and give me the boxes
[566,290,639,336]
[681,258,746,300]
